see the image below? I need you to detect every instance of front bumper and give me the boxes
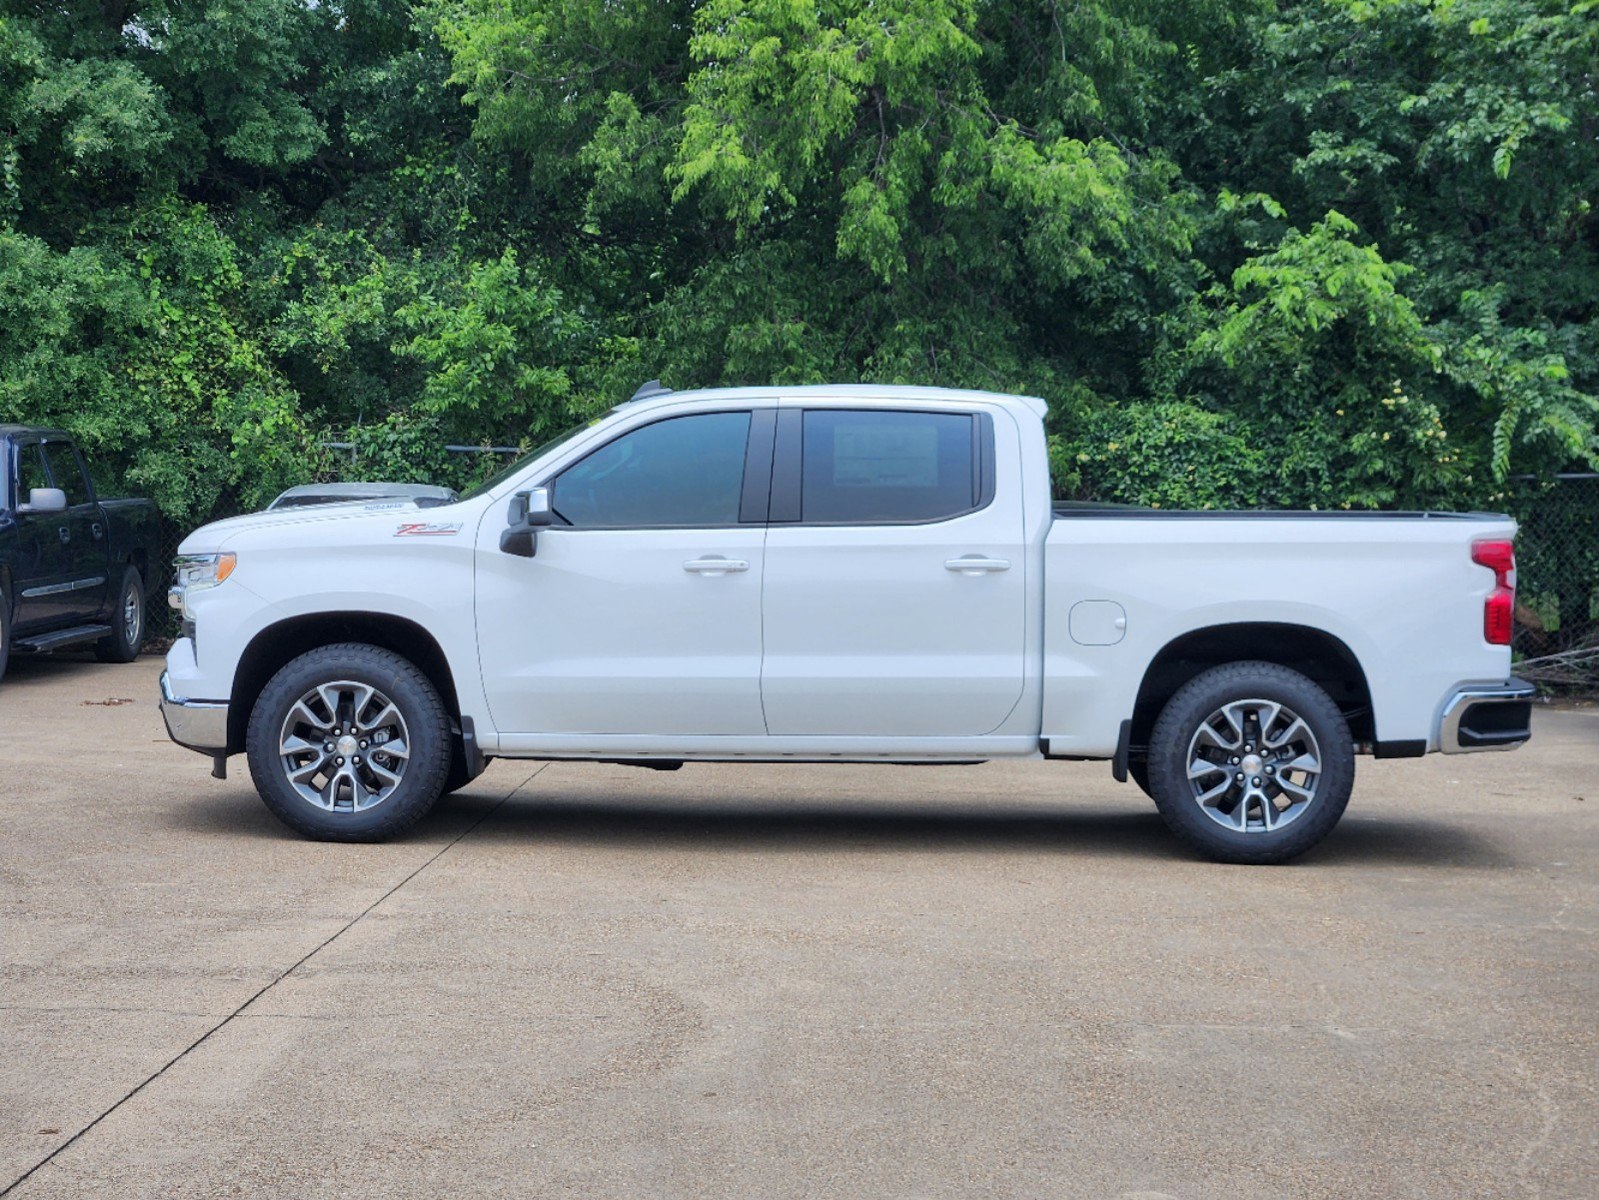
[159,670,230,755]
[1438,677,1536,754]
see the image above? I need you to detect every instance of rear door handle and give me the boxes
[945,556,1010,576]
[91,522,104,540]
[683,557,750,576]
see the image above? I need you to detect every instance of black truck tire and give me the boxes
[246,643,451,842]
[1146,661,1354,865]
[95,565,147,663]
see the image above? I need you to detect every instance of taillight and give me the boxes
[1472,539,1516,646]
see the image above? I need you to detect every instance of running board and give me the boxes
[14,624,112,653]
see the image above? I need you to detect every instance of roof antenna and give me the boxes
[630,379,671,402]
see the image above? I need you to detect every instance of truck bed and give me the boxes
[1040,506,1515,757]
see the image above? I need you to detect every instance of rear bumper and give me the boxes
[1438,678,1536,754]
[159,670,230,755]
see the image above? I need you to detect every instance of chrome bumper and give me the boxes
[1438,678,1536,754]
[159,670,230,755]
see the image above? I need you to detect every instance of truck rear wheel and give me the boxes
[246,643,451,842]
[94,565,146,663]
[1146,662,1354,865]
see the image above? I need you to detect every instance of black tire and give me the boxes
[0,581,10,684]
[95,565,146,663]
[1147,661,1354,865]
[246,643,451,842]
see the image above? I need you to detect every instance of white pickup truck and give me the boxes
[160,384,1534,863]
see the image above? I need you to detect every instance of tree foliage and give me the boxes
[0,0,1593,521]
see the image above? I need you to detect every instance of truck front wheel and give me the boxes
[1146,662,1354,865]
[246,643,451,842]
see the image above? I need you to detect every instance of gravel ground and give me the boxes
[1,655,1595,1199]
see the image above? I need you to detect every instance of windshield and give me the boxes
[458,418,601,502]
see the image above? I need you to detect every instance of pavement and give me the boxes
[0,655,1595,1199]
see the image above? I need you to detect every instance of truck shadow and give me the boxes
[462,795,1183,861]
[438,792,1516,869]
[161,787,1515,869]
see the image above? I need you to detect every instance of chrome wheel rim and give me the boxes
[278,680,410,812]
[1185,698,1322,834]
[122,586,141,644]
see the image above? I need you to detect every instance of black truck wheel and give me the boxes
[246,643,451,842]
[1146,662,1354,865]
[95,565,146,663]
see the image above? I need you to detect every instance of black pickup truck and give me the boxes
[0,426,161,682]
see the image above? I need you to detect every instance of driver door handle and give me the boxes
[683,557,750,576]
[945,556,1010,576]
[58,526,71,545]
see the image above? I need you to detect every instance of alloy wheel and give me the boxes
[277,679,411,812]
[1184,698,1323,833]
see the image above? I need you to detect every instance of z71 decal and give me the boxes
[394,521,463,538]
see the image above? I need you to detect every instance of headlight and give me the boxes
[168,552,237,614]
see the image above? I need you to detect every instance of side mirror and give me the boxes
[17,487,67,515]
[500,487,553,558]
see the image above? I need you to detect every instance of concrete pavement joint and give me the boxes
[0,764,545,1198]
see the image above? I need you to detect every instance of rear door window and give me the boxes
[800,410,980,524]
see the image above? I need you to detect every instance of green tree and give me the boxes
[0,0,1594,530]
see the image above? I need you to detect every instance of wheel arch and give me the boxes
[227,612,464,757]
[1129,623,1375,761]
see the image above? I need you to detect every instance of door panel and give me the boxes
[475,409,770,738]
[477,526,767,736]
[42,443,108,621]
[760,406,1028,737]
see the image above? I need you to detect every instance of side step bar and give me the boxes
[13,624,112,653]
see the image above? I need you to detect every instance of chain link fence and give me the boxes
[1505,474,1599,692]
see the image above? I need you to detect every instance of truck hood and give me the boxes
[177,498,467,554]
